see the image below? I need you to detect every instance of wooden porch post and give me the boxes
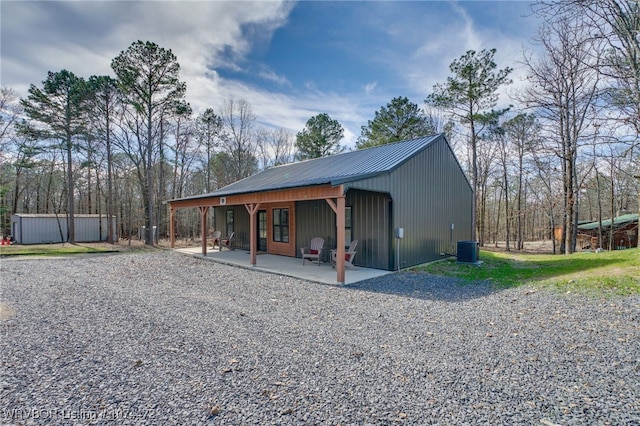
[169,204,175,249]
[326,189,346,284]
[336,196,346,283]
[245,203,261,266]
[199,206,209,255]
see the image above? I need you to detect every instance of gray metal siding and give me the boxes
[22,216,66,244]
[347,136,472,268]
[388,136,473,268]
[76,217,105,242]
[295,200,336,263]
[10,215,115,244]
[346,190,392,270]
[294,192,391,269]
[213,206,250,251]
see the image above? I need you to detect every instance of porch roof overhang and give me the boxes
[167,183,345,209]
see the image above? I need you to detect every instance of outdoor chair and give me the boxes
[331,240,358,269]
[220,232,235,251]
[209,230,221,250]
[300,237,324,265]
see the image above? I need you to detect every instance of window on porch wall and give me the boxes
[273,208,289,243]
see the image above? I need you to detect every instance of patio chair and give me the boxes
[209,230,221,250]
[220,232,235,251]
[300,237,324,265]
[331,240,358,269]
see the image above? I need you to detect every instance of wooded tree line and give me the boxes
[0,0,638,252]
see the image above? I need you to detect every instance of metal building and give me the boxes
[10,214,116,244]
[167,134,473,282]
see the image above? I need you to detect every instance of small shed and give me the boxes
[10,214,116,244]
[167,134,473,283]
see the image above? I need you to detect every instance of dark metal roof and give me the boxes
[578,213,639,230]
[171,134,442,201]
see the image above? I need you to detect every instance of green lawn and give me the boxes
[413,248,640,296]
[0,243,120,257]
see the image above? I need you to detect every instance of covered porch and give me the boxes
[167,184,355,284]
[174,246,391,285]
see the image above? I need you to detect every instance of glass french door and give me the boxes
[258,210,267,252]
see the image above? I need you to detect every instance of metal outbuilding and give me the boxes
[167,134,473,283]
[10,214,116,244]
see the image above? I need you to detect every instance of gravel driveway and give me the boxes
[1,250,638,425]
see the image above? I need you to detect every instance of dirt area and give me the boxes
[477,240,556,254]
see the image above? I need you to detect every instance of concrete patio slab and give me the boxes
[173,246,392,285]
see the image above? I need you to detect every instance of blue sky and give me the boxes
[1,0,540,147]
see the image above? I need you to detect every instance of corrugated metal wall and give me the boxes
[15,216,66,244]
[213,206,250,251]
[295,200,335,263]
[347,135,473,268]
[10,215,115,244]
[294,192,391,269]
[76,217,109,241]
[346,190,392,270]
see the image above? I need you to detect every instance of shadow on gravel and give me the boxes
[343,271,502,302]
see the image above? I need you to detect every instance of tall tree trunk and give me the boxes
[86,145,92,214]
[504,173,510,252]
[609,165,616,250]
[596,168,604,249]
[66,134,75,243]
[516,153,524,250]
[106,114,114,244]
[470,114,478,243]
[145,102,154,246]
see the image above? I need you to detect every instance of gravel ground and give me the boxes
[0,250,638,425]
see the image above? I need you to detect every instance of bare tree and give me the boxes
[475,135,499,246]
[536,0,640,246]
[257,127,295,169]
[219,99,258,183]
[87,75,120,243]
[170,103,198,199]
[0,87,22,149]
[520,16,601,253]
[0,87,24,234]
[504,113,541,250]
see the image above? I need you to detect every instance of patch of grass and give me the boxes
[0,243,120,257]
[413,248,640,296]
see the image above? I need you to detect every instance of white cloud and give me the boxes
[0,0,540,151]
[1,1,292,105]
[364,81,377,95]
[257,68,290,86]
[404,1,539,110]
